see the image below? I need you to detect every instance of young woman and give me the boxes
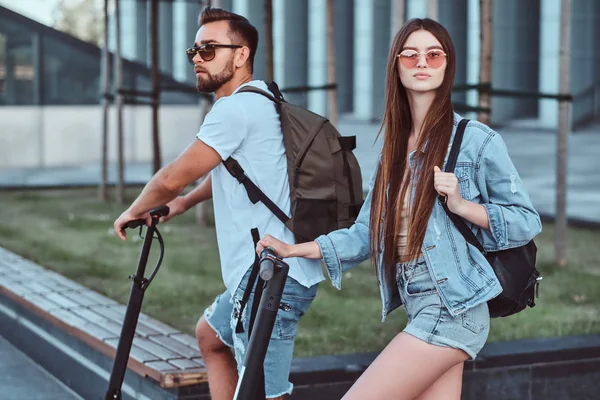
[257,18,541,399]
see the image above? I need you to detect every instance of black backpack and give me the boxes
[224,81,364,243]
[442,119,542,318]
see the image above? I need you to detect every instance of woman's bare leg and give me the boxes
[342,332,468,400]
[416,362,464,400]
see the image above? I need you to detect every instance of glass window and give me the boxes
[43,36,100,105]
[0,15,34,105]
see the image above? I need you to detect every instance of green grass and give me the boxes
[0,188,599,357]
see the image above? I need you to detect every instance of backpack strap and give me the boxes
[226,83,290,225]
[338,136,356,151]
[223,157,290,225]
[236,85,281,103]
[235,228,265,334]
[439,119,487,255]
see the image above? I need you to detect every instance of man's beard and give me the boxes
[196,57,235,93]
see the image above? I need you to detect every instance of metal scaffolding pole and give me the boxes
[150,0,161,173]
[100,0,110,201]
[115,0,125,203]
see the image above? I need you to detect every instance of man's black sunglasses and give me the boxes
[186,44,243,64]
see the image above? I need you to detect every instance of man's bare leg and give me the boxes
[196,317,238,400]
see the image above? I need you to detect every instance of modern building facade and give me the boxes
[107,0,600,129]
[1,0,599,129]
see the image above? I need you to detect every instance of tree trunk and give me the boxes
[115,0,125,204]
[326,0,337,126]
[426,0,438,21]
[264,0,273,82]
[478,0,492,125]
[99,0,109,201]
[555,0,571,267]
[390,0,405,41]
[151,0,161,174]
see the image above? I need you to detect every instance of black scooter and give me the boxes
[104,206,286,400]
[105,205,169,400]
[233,247,289,400]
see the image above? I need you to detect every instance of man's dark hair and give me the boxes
[198,7,259,72]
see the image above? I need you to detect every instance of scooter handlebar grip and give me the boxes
[125,219,145,229]
[259,259,275,281]
[150,205,170,219]
[259,247,277,281]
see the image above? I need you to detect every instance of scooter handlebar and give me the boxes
[124,206,170,230]
[150,205,170,219]
[259,247,278,281]
[125,219,145,229]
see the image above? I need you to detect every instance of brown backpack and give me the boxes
[224,81,363,243]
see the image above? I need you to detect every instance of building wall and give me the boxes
[2,1,600,129]
[334,0,354,114]
[439,0,468,106]
[274,0,309,108]
[353,0,390,121]
[570,0,600,126]
[102,0,600,126]
[233,0,266,81]
[491,0,540,125]
[0,105,204,168]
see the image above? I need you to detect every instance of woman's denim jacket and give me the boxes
[315,113,542,321]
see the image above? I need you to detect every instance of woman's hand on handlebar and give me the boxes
[257,235,322,260]
[256,234,291,258]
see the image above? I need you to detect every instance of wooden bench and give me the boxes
[0,246,207,389]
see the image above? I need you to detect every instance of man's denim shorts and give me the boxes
[397,255,490,360]
[204,267,318,398]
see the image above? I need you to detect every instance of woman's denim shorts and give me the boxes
[397,256,490,360]
[203,267,318,398]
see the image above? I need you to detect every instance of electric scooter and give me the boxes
[233,247,289,400]
[105,205,169,400]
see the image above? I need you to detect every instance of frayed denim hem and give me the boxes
[267,383,293,398]
[203,307,234,348]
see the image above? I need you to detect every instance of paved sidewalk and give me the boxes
[1,117,599,224]
[0,335,82,400]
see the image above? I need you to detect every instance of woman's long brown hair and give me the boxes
[369,19,456,277]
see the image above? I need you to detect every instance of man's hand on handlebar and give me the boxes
[113,210,151,241]
[160,196,188,223]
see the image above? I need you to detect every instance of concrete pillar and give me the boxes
[220,0,233,10]
[118,0,140,61]
[538,0,561,129]
[158,1,174,75]
[335,0,354,114]
[353,0,390,120]
[491,0,539,125]
[135,1,148,66]
[438,0,468,106]
[273,0,308,107]
[406,0,427,19]
[570,0,596,126]
[595,1,600,117]
[427,0,438,20]
[232,0,266,80]
[173,0,202,84]
[390,0,406,42]
[466,0,480,120]
[308,0,327,116]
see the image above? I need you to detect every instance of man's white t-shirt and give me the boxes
[197,80,325,295]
